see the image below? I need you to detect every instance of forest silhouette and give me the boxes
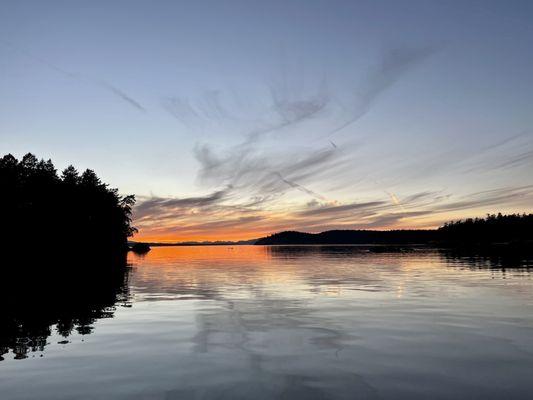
[439,213,533,244]
[0,153,135,361]
[255,213,533,247]
[0,153,136,256]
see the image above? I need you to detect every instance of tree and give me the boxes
[80,169,102,187]
[0,153,137,255]
[61,165,80,185]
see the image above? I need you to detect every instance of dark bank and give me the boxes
[255,213,533,250]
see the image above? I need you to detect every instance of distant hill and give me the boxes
[255,229,435,245]
[130,239,257,247]
[255,213,533,246]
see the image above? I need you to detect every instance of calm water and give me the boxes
[1,246,533,399]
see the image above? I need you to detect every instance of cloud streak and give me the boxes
[130,45,530,242]
[100,81,146,112]
[134,186,232,220]
[133,182,533,242]
[1,40,146,112]
[325,46,437,138]
[274,172,328,201]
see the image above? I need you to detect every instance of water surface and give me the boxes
[1,246,533,399]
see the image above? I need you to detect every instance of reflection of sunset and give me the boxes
[127,246,531,304]
[127,245,313,300]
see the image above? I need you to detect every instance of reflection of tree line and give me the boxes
[439,248,533,272]
[0,255,131,361]
[265,244,533,270]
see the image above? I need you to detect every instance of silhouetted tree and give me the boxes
[61,165,80,185]
[0,153,136,255]
[438,213,533,244]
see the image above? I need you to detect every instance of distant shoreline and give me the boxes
[129,240,257,247]
[132,214,533,252]
[134,242,433,247]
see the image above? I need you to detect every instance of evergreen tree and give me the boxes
[0,153,137,255]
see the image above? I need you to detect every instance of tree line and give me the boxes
[438,213,533,244]
[0,153,137,254]
[256,213,533,245]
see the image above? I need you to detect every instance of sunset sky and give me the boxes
[2,0,533,242]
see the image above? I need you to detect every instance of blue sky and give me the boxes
[1,0,533,240]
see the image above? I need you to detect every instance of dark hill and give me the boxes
[255,214,533,246]
[255,229,436,245]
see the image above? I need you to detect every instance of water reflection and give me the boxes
[0,255,131,361]
[267,244,533,269]
[1,246,533,399]
[127,246,532,303]
[123,246,533,399]
[439,247,533,271]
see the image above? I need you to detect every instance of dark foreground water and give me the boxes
[1,246,533,399]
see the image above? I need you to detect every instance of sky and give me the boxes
[1,0,533,242]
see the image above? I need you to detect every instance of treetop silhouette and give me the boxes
[0,153,137,255]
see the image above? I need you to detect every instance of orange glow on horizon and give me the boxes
[132,201,530,243]
[132,229,277,243]
[132,219,444,243]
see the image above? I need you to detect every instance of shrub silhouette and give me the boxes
[0,153,137,254]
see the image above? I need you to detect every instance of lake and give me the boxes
[1,246,533,399]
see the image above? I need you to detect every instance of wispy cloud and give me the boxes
[134,186,232,220]
[431,185,533,213]
[131,45,531,241]
[133,181,533,241]
[325,46,437,138]
[274,172,328,201]
[1,40,146,112]
[297,200,386,218]
[100,81,146,112]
